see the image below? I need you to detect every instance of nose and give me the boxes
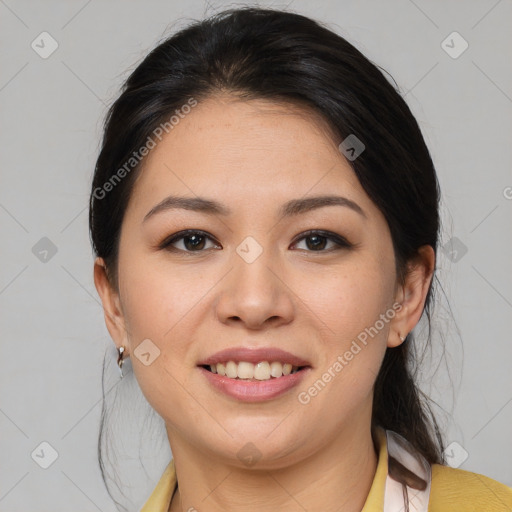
[214,245,295,330]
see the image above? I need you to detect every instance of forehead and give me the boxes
[125,94,373,219]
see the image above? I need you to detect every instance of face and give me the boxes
[98,94,416,469]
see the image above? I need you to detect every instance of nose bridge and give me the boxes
[235,240,278,294]
[214,235,294,327]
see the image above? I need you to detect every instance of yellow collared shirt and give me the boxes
[141,428,512,511]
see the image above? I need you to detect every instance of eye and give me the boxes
[159,230,221,253]
[290,230,352,252]
[159,229,352,253]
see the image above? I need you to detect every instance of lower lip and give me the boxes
[199,366,311,402]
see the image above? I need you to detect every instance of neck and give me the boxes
[167,423,378,512]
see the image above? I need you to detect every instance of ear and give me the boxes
[388,245,435,348]
[93,257,128,353]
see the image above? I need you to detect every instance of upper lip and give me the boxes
[198,347,311,367]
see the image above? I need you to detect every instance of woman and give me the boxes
[89,7,512,511]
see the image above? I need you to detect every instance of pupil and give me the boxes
[185,234,205,250]
[307,235,326,250]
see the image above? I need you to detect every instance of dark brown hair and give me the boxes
[89,6,445,510]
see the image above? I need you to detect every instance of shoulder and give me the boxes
[429,463,512,511]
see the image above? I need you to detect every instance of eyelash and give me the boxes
[158,229,353,254]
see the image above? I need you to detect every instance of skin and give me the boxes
[94,94,435,512]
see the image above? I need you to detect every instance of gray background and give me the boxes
[1,0,511,510]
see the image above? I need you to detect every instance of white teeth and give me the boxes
[216,362,226,376]
[225,361,238,379]
[207,361,301,380]
[254,362,270,380]
[237,361,254,379]
[270,361,283,377]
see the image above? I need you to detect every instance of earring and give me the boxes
[117,346,126,378]
[399,333,406,342]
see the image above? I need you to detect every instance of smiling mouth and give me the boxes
[200,361,309,381]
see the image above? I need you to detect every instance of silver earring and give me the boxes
[399,333,406,342]
[117,346,126,378]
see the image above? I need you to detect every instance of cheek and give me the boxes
[117,260,202,419]
[295,256,394,342]
[119,253,208,337]
[115,256,197,394]
[293,256,393,409]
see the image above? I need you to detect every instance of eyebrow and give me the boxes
[143,194,367,223]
